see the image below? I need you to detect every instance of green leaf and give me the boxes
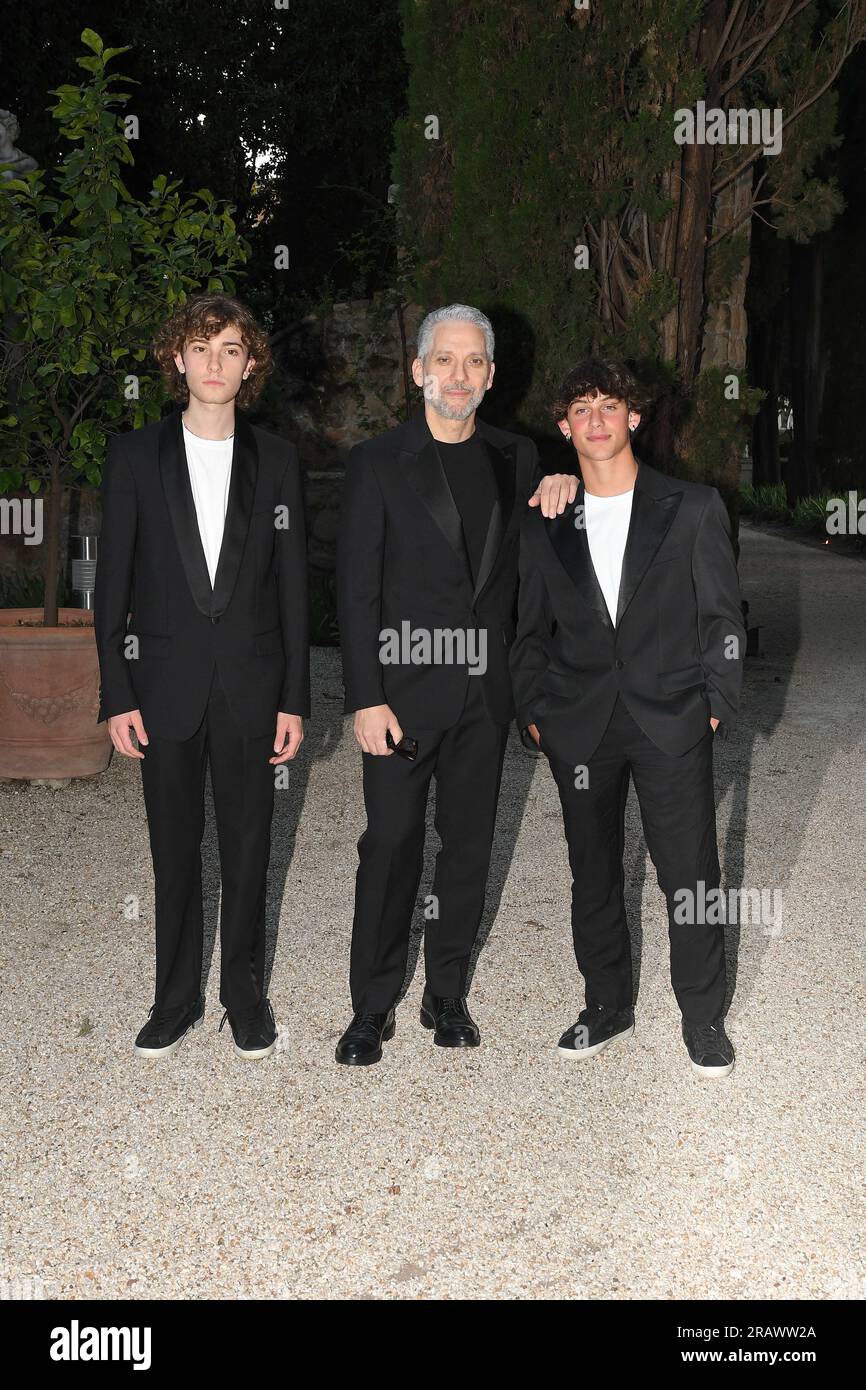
[80,28,104,55]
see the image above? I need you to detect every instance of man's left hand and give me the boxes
[528,473,579,518]
[710,717,720,732]
[271,713,304,764]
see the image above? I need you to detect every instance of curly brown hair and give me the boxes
[152,293,273,409]
[550,357,650,423]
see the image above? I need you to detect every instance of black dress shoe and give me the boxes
[557,1003,634,1060]
[420,988,480,1047]
[134,995,205,1056]
[219,998,277,1059]
[335,1009,396,1066]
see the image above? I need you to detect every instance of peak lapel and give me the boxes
[159,410,213,618]
[212,412,258,618]
[400,418,474,593]
[159,407,258,621]
[472,429,517,601]
[547,486,614,634]
[614,465,683,627]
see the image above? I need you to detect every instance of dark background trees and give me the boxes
[393,0,865,494]
[4,0,407,321]
[4,1,865,504]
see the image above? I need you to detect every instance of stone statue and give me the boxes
[0,110,37,178]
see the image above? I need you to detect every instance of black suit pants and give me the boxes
[547,696,725,1023]
[139,668,276,1016]
[349,677,509,1011]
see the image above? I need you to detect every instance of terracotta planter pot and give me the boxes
[0,608,111,780]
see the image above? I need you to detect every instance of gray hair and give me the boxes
[416,303,495,364]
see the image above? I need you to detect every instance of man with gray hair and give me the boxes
[335,303,577,1064]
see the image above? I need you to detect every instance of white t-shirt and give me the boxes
[182,422,234,586]
[583,488,634,625]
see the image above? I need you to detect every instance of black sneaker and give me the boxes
[682,1018,735,1078]
[134,995,205,1057]
[219,999,277,1059]
[557,1003,635,1060]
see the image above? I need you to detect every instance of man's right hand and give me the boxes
[527,723,541,747]
[108,709,149,760]
[354,704,403,756]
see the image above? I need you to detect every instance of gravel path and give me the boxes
[1,523,864,1301]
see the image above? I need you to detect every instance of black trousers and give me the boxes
[139,668,276,1017]
[547,695,725,1024]
[349,676,509,1012]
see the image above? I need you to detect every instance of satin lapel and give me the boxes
[547,486,614,634]
[401,437,474,592]
[615,481,683,627]
[159,409,213,618]
[211,412,258,618]
[473,436,517,601]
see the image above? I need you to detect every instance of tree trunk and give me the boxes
[751,314,782,487]
[651,0,728,467]
[42,457,63,629]
[786,242,825,504]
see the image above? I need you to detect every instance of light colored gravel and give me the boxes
[1,523,864,1300]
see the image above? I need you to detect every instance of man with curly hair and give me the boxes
[510,358,745,1077]
[95,293,309,1060]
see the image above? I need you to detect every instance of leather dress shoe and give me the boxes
[335,1008,396,1066]
[420,988,480,1047]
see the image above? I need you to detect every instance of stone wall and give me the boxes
[258,298,423,577]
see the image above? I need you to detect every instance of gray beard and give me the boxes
[425,382,487,421]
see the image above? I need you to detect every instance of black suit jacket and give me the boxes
[94,407,310,741]
[510,460,745,765]
[337,409,540,728]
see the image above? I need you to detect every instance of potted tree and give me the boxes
[0,30,249,779]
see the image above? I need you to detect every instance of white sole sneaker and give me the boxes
[134,1011,204,1057]
[690,1056,734,1079]
[233,1039,276,1060]
[557,1021,634,1060]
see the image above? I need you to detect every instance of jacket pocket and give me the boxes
[540,668,584,698]
[657,665,705,693]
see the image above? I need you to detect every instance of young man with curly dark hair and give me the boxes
[510,357,745,1077]
[95,293,309,1060]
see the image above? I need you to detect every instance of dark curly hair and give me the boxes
[152,293,273,409]
[550,357,650,423]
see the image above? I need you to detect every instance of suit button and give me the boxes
[614,658,624,669]
[211,616,220,625]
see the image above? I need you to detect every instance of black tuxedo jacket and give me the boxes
[510,460,745,765]
[94,407,310,741]
[337,409,540,728]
